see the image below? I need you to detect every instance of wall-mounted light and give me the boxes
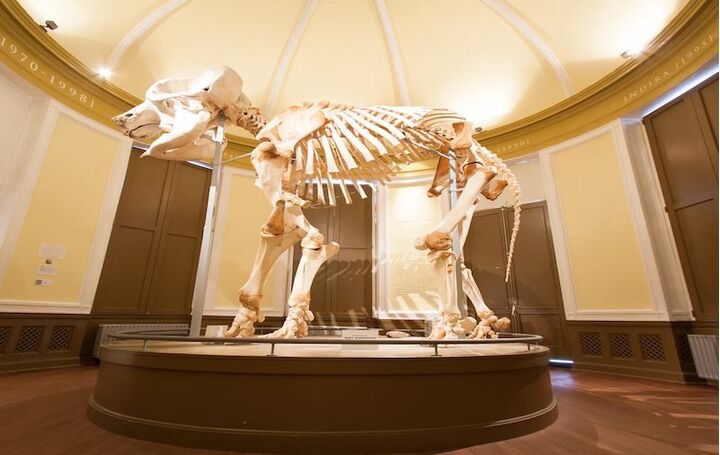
[96,67,113,79]
[39,20,58,32]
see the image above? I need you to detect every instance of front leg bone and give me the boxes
[267,241,339,338]
[224,228,303,338]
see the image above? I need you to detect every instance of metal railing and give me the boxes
[106,328,544,357]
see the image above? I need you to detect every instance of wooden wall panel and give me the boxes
[464,210,510,316]
[699,78,718,144]
[644,75,718,323]
[93,150,210,316]
[292,185,372,324]
[466,202,570,358]
[92,227,154,313]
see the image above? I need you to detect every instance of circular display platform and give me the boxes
[88,337,557,454]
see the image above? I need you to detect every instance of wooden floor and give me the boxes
[0,367,716,454]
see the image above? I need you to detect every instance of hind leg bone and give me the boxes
[416,164,495,339]
[457,202,512,339]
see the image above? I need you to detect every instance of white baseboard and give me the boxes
[0,299,91,314]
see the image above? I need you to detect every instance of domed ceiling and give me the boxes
[18,0,688,136]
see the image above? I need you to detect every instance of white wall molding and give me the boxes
[106,0,191,69]
[621,119,694,320]
[0,100,132,314]
[0,299,89,314]
[479,0,573,96]
[75,131,132,313]
[0,101,58,291]
[609,119,669,319]
[202,167,287,318]
[563,309,675,322]
[263,0,318,117]
[539,120,671,322]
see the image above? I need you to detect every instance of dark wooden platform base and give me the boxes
[88,343,557,454]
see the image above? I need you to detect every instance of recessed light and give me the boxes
[621,44,645,59]
[97,67,113,79]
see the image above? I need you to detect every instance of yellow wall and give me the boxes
[550,131,653,310]
[210,172,276,311]
[384,181,443,314]
[0,113,119,302]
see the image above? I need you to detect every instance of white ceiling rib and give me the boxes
[105,0,191,70]
[264,0,318,116]
[479,0,574,96]
[374,0,410,106]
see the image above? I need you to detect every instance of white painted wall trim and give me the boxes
[621,119,695,320]
[539,120,671,321]
[0,100,132,314]
[202,167,288,318]
[76,131,132,313]
[374,0,410,105]
[609,120,670,319]
[106,0,190,69]
[0,102,58,291]
[263,0,318,117]
[0,88,49,256]
[479,0,573,96]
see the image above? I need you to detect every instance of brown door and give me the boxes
[292,185,373,326]
[464,202,571,358]
[92,149,210,316]
[644,75,718,322]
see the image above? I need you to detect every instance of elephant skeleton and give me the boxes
[113,66,520,339]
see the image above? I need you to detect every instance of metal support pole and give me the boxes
[447,153,468,319]
[189,113,226,336]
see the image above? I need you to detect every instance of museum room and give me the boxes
[0,0,717,453]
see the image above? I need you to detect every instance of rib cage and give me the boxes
[283,103,522,281]
[290,105,466,205]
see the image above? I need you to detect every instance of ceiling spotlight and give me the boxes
[96,67,113,79]
[39,20,58,32]
[621,44,645,59]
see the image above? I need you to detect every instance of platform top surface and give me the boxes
[106,339,548,359]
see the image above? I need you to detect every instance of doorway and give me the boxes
[464,201,571,358]
[92,149,210,316]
